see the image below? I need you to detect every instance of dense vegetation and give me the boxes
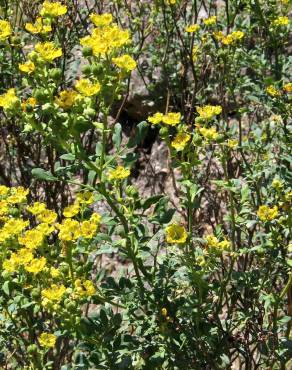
[0,0,291,368]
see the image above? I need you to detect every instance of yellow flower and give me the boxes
[76,191,94,205]
[55,90,78,109]
[162,112,181,126]
[25,257,46,274]
[272,16,289,27]
[257,205,278,221]
[205,235,231,252]
[148,112,164,125]
[74,279,96,297]
[75,79,101,96]
[165,224,187,244]
[196,105,222,120]
[19,229,44,249]
[19,61,35,74]
[171,132,191,151]
[283,82,292,93]
[185,24,200,33]
[63,203,80,218]
[266,85,281,97]
[108,166,130,181]
[0,185,9,196]
[161,308,168,316]
[0,218,29,242]
[21,97,37,112]
[25,17,52,34]
[80,220,97,239]
[7,186,29,204]
[272,178,284,191]
[192,46,199,62]
[203,16,217,26]
[165,0,176,4]
[42,284,66,302]
[112,54,137,72]
[35,42,62,62]
[227,139,238,149]
[37,209,57,224]
[0,200,9,216]
[38,333,57,348]
[89,13,113,27]
[57,219,81,241]
[0,89,20,111]
[27,202,47,215]
[40,1,67,17]
[36,222,55,235]
[50,266,60,278]
[90,213,102,224]
[199,127,219,141]
[0,20,12,40]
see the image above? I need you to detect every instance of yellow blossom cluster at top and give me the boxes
[80,13,131,56]
[204,235,231,252]
[39,333,57,348]
[148,112,181,126]
[257,205,278,221]
[0,20,12,40]
[40,1,67,17]
[214,30,244,45]
[203,16,217,26]
[196,105,222,120]
[165,224,188,244]
[0,88,20,111]
[272,16,289,27]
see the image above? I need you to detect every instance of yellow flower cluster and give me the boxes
[39,333,57,348]
[74,279,96,298]
[42,284,66,309]
[25,17,52,34]
[165,224,187,244]
[185,24,200,33]
[196,105,222,120]
[40,1,67,17]
[19,61,35,74]
[171,132,191,151]
[148,112,181,126]
[198,127,219,141]
[57,212,100,241]
[75,79,101,97]
[283,82,292,93]
[257,205,278,221]
[272,16,289,27]
[55,90,78,109]
[0,20,12,40]
[203,16,217,26]
[108,166,130,181]
[0,88,19,111]
[35,42,62,62]
[205,235,231,252]
[214,30,244,45]
[80,13,130,56]
[266,85,281,97]
[112,54,137,72]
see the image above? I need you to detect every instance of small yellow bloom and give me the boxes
[57,219,81,241]
[18,229,44,249]
[272,178,284,191]
[272,16,289,27]
[165,224,187,244]
[76,191,94,205]
[203,16,217,26]
[80,220,97,239]
[148,112,164,125]
[55,90,78,109]
[40,1,67,17]
[38,333,57,348]
[27,202,47,215]
[199,127,219,141]
[0,185,9,196]
[63,203,80,218]
[266,85,281,97]
[196,105,222,120]
[35,42,62,62]
[112,54,137,72]
[90,213,102,224]
[257,205,278,221]
[89,13,113,27]
[227,139,238,149]
[37,209,57,224]
[42,284,66,302]
[0,20,12,40]
[185,24,200,33]
[74,279,96,297]
[25,257,46,274]
[19,61,35,74]
[161,308,168,316]
[165,0,176,5]
[21,97,37,111]
[171,132,191,151]
[283,82,292,93]
[162,112,181,126]
[50,266,60,278]
[0,89,20,111]
[75,79,101,96]
[108,166,130,181]
[25,17,52,34]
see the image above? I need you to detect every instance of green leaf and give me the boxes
[2,281,10,295]
[142,195,164,210]
[127,121,148,148]
[60,153,75,161]
[113,123,122,149]
[32,168,58,182]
